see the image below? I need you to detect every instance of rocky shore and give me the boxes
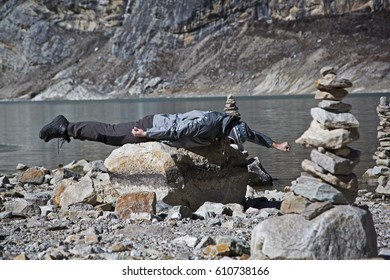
[0,156,388,260]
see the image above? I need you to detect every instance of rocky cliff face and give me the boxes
[1,0,389,100]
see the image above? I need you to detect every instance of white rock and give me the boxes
[104,142,248,210]
[296,120,359,149]
[251,205,378,259]
[311,107,359,129]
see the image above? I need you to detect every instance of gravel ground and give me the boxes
[355,189,390,259]
[0,181,388,260]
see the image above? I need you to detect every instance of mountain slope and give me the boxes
[0,0,389,100]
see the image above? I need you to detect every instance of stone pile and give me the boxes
[370,96,390,195]
[224,94,241,118]
[249,67,378,260]
[294,66,361,204]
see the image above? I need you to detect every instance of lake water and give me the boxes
[0,93,385,190]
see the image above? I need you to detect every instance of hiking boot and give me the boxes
[39,115,71,142]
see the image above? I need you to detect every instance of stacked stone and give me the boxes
[372,96,390,195]
[293,66,361,204]
[224,94,241,117]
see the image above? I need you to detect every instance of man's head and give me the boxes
[228,122,249,151]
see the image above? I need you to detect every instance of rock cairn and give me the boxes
[293,66,361,204]
[371,96,390,195]
[249,68,379,260]
[224,94,241,118]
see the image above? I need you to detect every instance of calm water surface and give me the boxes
[0,93,385,190]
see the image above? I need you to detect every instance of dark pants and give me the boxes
[67,115,154,146]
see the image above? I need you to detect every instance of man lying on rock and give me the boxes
[39,110,291,153]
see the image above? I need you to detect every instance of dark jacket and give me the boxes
[146,110,234,148]
[146,110,273,149]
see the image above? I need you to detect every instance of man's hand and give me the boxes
[132,127,147,138]
[272,141,291,152]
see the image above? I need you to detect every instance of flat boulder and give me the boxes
[296,120,359,149]
[104,142,249,210]
[311,107,359,129]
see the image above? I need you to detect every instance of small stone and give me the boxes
[334,146,352,157]
[204,244,230,257]
[376,179,390,195]
[172,235,199,248]
[292,175,357,204]
[129,212,153,221]
[247,157,273,187]
[54,177,97,209]
[226,203,245,217]
[64,234,80,244]
[15,163,28,171]
[301,159,358,191]
[379,96,388,107]
[301,201,333,220]
[95,203,114,211]
[18,167,47,185]
[221,220,234,229]
[315,78,352,90]
[318,100,352,113]
[310,148,360,175]
[14,253,28,260]
[207,218,221,226]
[215,236,250,256]
[376,158,390,167]
[310,107,359,129]
[318,146,326,153]
[3,198,41,217]
[110,243,127,252]
[296,120,360,150]
[194,202,233,219]
[63,159,90,175]
[166,205,192,220]
[0,176,10,185]
[195,236,215,249]
[372,166,390,176]
[82,229,99,244]
[115,192,156,220]
[280,195,310,214]
[40,205,56,217]
[314,89,349,101]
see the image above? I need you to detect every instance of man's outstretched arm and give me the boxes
[272,141,291,152]
[246,128,290,152]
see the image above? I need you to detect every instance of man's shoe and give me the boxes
[39,115,71,142]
